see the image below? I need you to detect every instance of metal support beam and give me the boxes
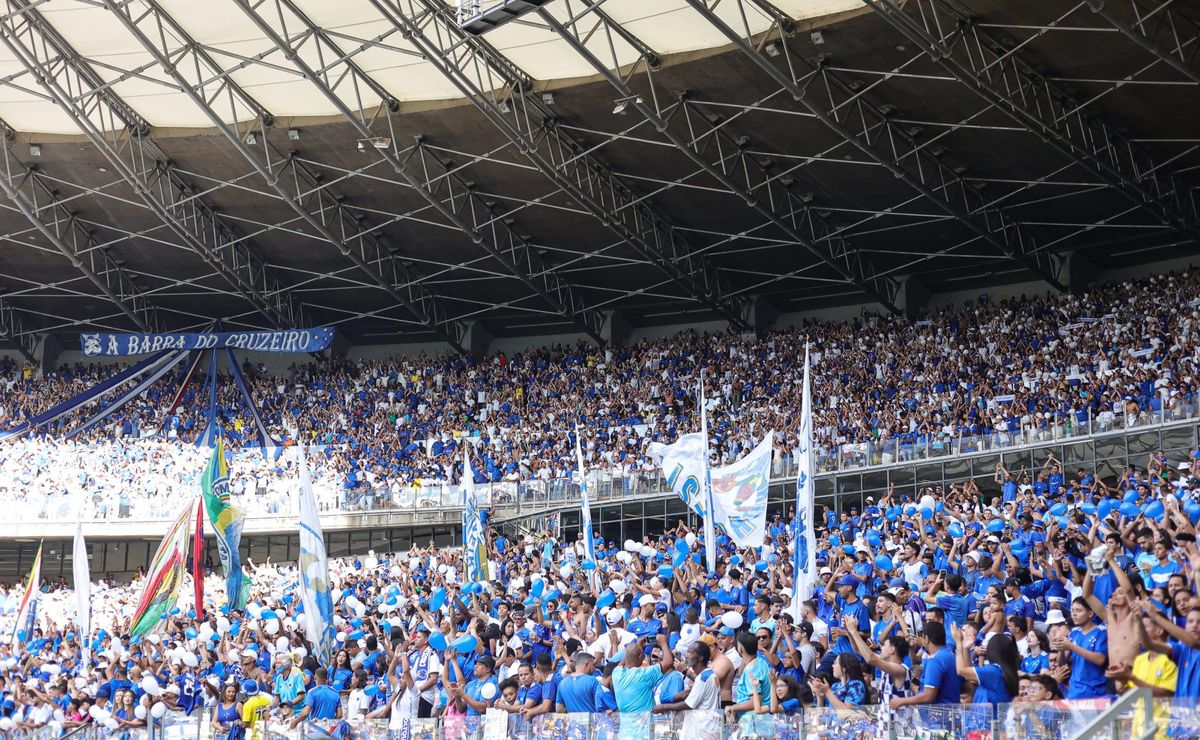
[218,0,606,344]
[1084,0,1200,84]
[0,298,37,362]
[0,0,307,330]
[860,0,1200,245]
[97,0,479,352]
[383,0,894,320]
[0,127,158,331]
[684,0,1068,292]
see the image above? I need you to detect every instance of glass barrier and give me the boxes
[18,698,1200,740]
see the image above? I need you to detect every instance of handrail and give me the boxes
[1070,687,1155,740]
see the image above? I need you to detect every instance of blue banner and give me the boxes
[80,327,334,356]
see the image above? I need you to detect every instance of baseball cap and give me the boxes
[240,648,257,659]
[638,594,657,606]
[819,567,833,576]
[718,626,736,637]
[706,571,719,580]
[1004,576,1022,588]
[605,610,624,626]
[986,536,1000,544]
[836,575,859,587]
[888,577,906,589]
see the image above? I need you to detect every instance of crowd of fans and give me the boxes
[0,269,1198,522]
[2,431,1200,737]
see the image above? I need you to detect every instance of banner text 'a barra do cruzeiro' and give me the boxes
[80,328,335,357]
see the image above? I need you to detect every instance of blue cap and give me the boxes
[888,577,906,589]
[241,680,259,697]
[706,571,719,580]
[836,575,859,587]
[718,626,736,637]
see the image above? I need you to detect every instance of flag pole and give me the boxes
[790,343,817,618]
[574,423,598,592]
[700,371,717,573]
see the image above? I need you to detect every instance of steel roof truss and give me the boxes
[226,0,607,344]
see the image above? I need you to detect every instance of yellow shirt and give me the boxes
[1129,651,1177,740]
[241,695,273,740]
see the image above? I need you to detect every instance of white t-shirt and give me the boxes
[682,669,721,740]
[346,689,371,722]
[388,686,419,731]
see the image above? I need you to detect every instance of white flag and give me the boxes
[574,426,598,591]
[650,432,773,549]
[791,344,817,619]
[73,523,91,668]
[297,449,335,665]
[709,434,772,547]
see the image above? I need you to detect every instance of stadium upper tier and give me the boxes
[1,268,1198,517]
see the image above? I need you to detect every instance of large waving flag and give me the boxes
[11,542,43,646]
[462,447,487,583]
[130,503,192,637]
[200,438,248,609]
[574,425,598,591]
[297,449,335,666]
[650,429,773,549]
[73,524,91,666]
[709,434,772,547]
[790,344,817,619]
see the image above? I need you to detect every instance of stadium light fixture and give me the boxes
[28,144,40,156]
[810,31,825,45]
[765,42,780,58]
[459,0,555,36]
[612,95,642,115]
[245,132,257,145]
[287,128,301,140]
[541,92,554,106]
[356,137,392,152]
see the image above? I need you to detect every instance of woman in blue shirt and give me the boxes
[954,630,1019,732]
[813,654,869,707]
[1021,630,1051,675]
[1058,597,1109,698]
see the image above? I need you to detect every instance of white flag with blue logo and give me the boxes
[790,344,817,618]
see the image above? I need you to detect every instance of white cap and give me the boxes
[638,594,657,607]
[1044,610,1067,626]
[605,610,624,626]
[820,567,832,575]
[240,648,257,659]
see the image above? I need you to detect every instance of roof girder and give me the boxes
[221,0,609,345]
[530,2,907,314]
[859,0,1200,246]
[0,0,307,331]
[684,0,1069,292]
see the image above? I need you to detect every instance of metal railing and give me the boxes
[0,396,1196,528]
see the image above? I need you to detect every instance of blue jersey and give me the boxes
[1066,626,1108,698]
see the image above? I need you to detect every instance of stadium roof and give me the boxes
[0,0,1197,355]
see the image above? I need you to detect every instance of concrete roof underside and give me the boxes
[0,0,1196,352]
